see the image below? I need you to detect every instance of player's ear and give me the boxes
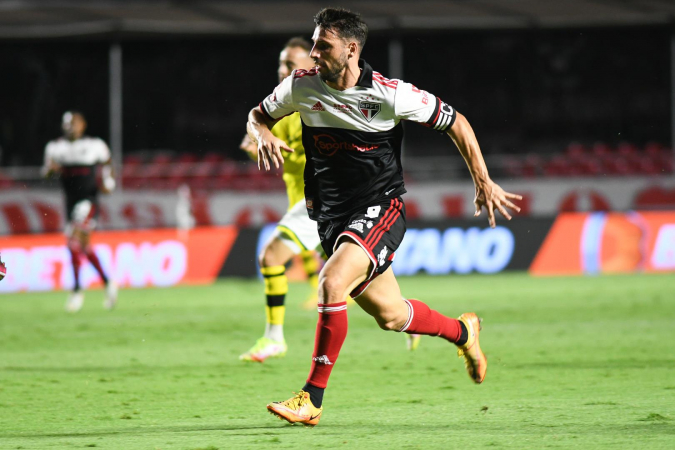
[348,41,358,58]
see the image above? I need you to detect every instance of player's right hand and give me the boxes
[257,133,294,171]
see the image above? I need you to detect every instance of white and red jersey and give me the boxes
[260,59,456,221]
[44,136,110,221]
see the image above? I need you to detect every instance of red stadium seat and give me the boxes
[578,156,602,175]
[635,156,660,175]
[177,153,198,163]
[544,155,571,177]
[502,156,524,177]
[566,142,587,160]
[644,142,664,159]
[602,156,631,175]
[122,154,144,166]
[201,152,224,163]
[521,154,543,177]
[617,142,637,158]
[591,142,612,158]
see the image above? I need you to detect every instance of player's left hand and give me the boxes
[473,180,522,228]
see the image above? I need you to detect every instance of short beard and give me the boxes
[319,54,349,83]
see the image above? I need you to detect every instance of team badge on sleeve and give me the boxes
[358,101,381,122]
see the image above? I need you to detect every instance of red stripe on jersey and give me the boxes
[294,67,320,78]
[364,199,396,246]
[430,96,442,126]
[373,78,398,89]
[372,72,398,89]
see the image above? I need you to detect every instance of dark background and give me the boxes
[0,26,670,166]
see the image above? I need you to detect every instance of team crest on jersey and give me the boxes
[358,101,381,122]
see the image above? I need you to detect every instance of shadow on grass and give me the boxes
[511,359,675,369]
[2,423,300,439]
[0,363,235,374]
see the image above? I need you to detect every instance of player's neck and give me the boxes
[325,61,361,91]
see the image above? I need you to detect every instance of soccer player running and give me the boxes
[238,37,325,362]
[248,8,521,425]
[240,37,420,361]
[43,111,118,313]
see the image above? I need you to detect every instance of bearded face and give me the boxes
[317,50,349,83]
[311,26,354,84]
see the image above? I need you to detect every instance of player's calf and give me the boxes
[373,309,408,331]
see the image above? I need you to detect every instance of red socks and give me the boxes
[400,299,463,343]
[68,241,82,291]
[84,245,108,284]
[306,301,348,389]
[304,299,461,390]
[68,239,109,289]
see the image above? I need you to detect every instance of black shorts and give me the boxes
[65,197,99,232]
[318,197,406,298]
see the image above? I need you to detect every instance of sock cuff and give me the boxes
[317,301,347,314]
[398,298,414,332]
[261,265,286,277]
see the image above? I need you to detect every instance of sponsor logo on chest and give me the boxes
[332,103,353,114]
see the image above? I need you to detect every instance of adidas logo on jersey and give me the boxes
[311,101,325,111]
[313,355,333,365]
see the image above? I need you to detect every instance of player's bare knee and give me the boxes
[317,273,347,305]
[259,246,281,268]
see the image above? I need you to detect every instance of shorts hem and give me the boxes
[335,230,377,287]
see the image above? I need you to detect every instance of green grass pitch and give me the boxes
[1,273,674,449]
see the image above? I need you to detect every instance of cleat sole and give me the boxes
[267,406,318,427]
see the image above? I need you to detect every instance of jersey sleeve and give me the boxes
[394,81,457,132]
[260,74,296,121]
[94,139,111,163]
[44,141,57,164]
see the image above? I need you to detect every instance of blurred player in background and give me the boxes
[43,111,118,312]
[238,37,323,362]
[250,8,521,425]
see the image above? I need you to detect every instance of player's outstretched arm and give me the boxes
[447,112,522,228]
[41,146,61,178]
[100,159,116,194]
[247,107,294,171]
[41,160,61,178]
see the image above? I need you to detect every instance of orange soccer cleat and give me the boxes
[267,390,323,426]
[457,313,487,383]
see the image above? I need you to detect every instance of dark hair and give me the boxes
[284,36,312,52]
[313,7,368,53]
